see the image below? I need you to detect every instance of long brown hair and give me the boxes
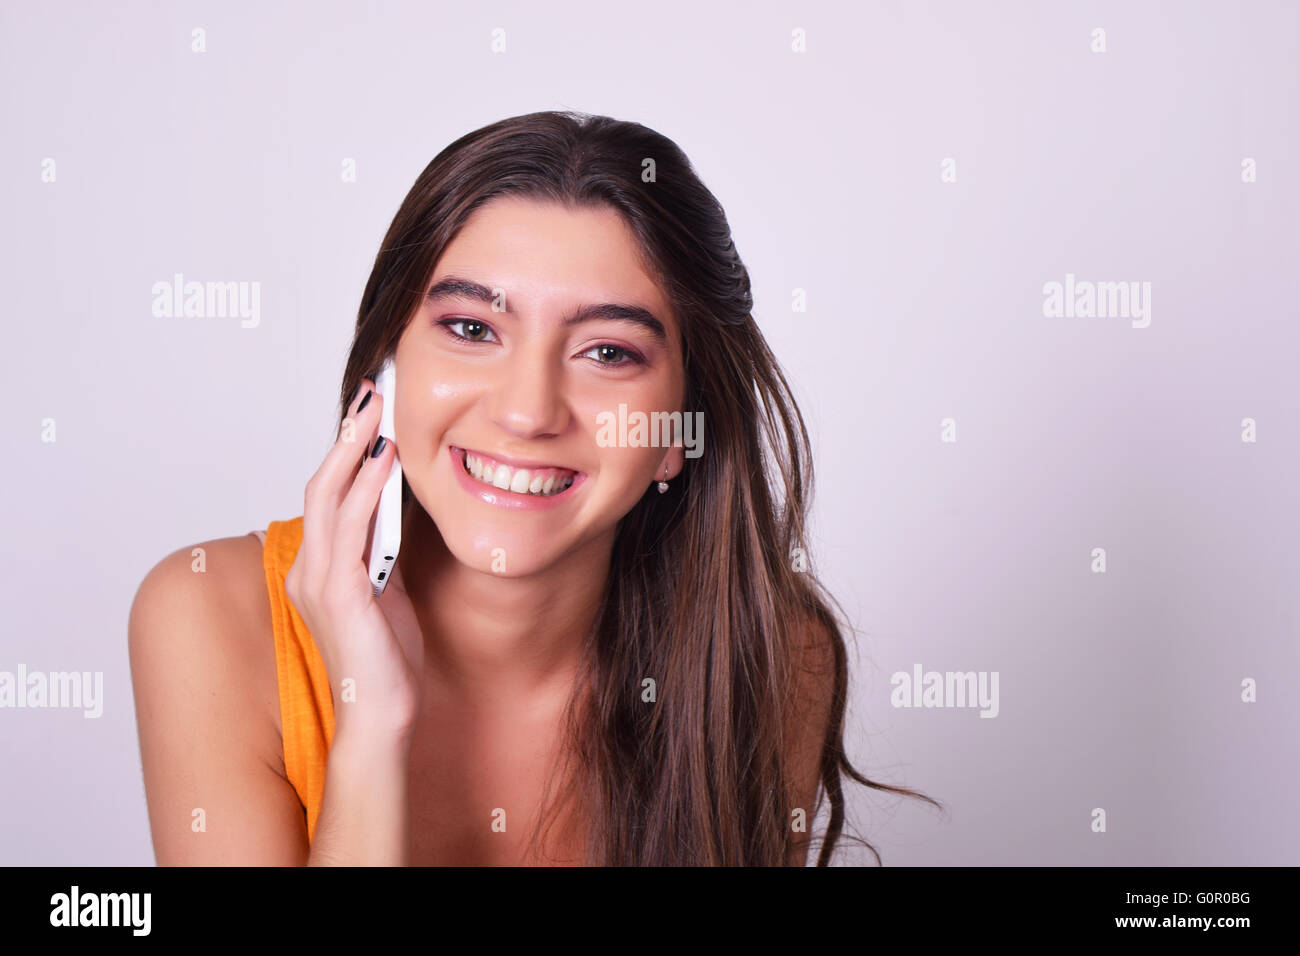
[336,110,943,865]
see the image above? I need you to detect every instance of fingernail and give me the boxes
[357,389,373,412]
[370,436,387,458]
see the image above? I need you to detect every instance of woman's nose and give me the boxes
[487,347,570,439]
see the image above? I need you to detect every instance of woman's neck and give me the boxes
[395,502,609,715]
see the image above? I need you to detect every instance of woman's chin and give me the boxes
[421,517,558,578]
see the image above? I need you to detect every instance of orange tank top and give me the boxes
[259,516,334,845]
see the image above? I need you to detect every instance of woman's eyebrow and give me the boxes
[427,275,667,344]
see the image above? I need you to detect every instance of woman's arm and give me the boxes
[130,535,418,866]
[129,537,310,865]
[307,720,413,865]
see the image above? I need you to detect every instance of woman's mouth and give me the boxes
[448,445,585,507]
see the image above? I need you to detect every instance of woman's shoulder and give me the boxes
[128,528,285,773]
[130,530,273,633]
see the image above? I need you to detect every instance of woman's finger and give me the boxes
[301,380,381,583]
[329,426,397,594]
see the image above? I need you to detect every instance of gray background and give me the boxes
[2,0,1296,865]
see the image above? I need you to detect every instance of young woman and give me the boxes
[129,110,941,866]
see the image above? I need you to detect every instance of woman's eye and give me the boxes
[438,318,497,343]
[438,319,643,368]
[583,344,646,367]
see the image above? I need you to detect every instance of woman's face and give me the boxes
[392,195,687,577]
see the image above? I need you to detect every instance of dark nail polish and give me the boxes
[370,436,387,458]
[357,389,373,412]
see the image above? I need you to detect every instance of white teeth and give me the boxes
[462,452,576,497]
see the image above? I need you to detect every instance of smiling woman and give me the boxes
[128,109,941,867]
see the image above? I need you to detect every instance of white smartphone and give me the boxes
[366,357,402,597]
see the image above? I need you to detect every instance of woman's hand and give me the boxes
[285,379,425,742]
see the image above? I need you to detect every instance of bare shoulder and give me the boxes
[129,533,282,765]
[128,532,305,864]
[795,610,837,677]
[789,610,838,724]
[784,611,839,866]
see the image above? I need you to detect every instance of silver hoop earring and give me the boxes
[657,465,669,494]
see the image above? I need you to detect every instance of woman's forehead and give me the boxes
[433,197,675,324]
